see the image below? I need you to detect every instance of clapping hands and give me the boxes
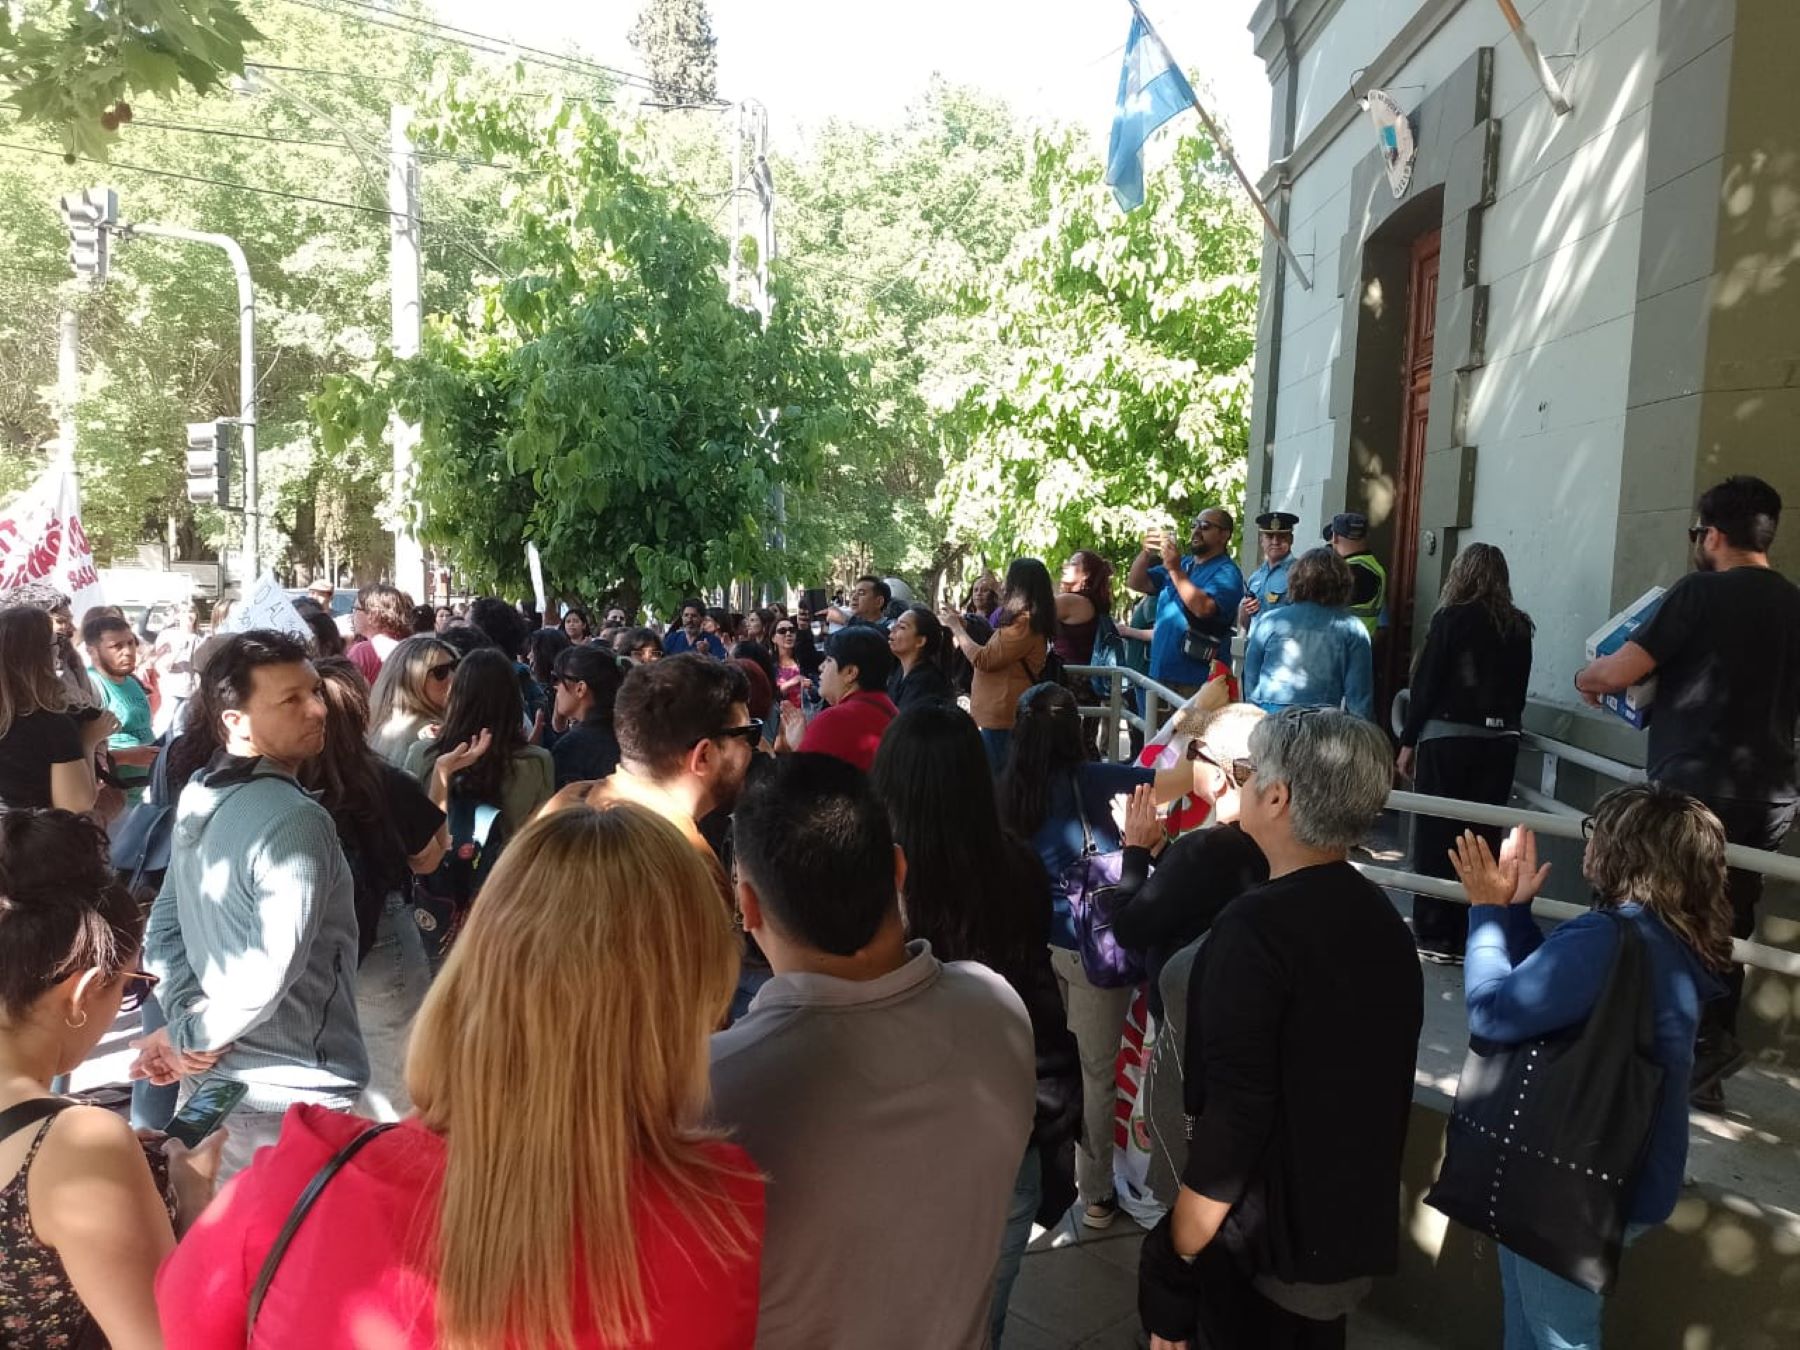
[1447,825,1550,909]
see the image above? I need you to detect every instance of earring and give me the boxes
[64,1009,89,1030]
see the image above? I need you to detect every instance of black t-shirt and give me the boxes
[0,709,84,809]
[1634,566,1800,802]
[338,763,446,961]
[550,720,621,789]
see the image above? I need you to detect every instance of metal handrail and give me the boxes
[1353,860,1800,978]
[1521,730,1645,784]
[1388,789,1800,883]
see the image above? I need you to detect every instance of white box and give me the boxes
[1584,586,1665,729]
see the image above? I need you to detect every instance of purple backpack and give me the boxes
[1062,780,1146,989]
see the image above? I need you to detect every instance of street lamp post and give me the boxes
[119,222,258,587]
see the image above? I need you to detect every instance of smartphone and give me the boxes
[164,1077,248,1148]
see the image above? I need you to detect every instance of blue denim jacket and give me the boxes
[1243,601,1374,719]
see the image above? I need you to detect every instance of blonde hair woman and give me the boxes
[157,804,765,1349]
[368,634,459,766]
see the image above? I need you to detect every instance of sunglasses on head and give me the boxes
[120,969,160,1015]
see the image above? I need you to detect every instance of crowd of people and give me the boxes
[0,472,1792,1350]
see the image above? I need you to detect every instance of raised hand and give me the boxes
[1497,824,1550,906]
[1122,783,1162,850]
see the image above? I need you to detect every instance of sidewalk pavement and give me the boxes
[1005,1210,1436,1350]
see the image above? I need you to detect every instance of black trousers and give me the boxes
[1409,735,1522,955]
[1190,1245,1348,1350]
[1694,793,1797,1044]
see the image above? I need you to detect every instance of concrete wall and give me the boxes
[1253,0,1664,706]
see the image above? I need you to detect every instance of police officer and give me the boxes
[1240,511,1299,627]
[1325,511,1387,636]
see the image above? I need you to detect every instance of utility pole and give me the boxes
[727,100,744,306]
[389,106,425,597]
[119,220,258,587]
[54,187,116,459]
[751,102,774,326]
[56,309,78,454]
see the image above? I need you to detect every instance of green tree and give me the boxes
[628,0,719,106]
[935,126,1260,568]
[0,4,596,580]
[773,80,1037,590]
[317,90,865,613]
[0,0,261,159]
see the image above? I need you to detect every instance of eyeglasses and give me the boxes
[1581,815,1595,840]
[774,625,796,635]
[1687,524,1707,543]
[1196,521,1228,533]
[119,969,160,1014]
[427,662,457,681]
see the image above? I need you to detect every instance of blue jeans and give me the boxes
[1499,1227,1648,1349]
[130,992,179,1131]
[990,1144,1042,1346]
[980,727,1013,776]
[355,895,433,1121]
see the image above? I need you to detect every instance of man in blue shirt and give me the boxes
[1127,508,1246,696]
[1240,511,1297,629]
[663,597,727,659]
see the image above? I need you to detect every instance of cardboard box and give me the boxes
[1584,586,1665,728]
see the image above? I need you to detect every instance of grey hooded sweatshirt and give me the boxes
[144,754,367,1112]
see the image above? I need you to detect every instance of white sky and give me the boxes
[432,0,1273,175]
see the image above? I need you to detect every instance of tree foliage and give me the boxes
[627,0,719,106]
[316,90,865,613]
[0,0,261,159]
[0,2,549,577]
[935,126,1260,567]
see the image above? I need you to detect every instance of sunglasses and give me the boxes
[1190,744,1256,787]
[427,662,457,681]
[1687,524,1707,543]
[120,969,160,1014]
[774,625,796,635]
[697,723,764,748]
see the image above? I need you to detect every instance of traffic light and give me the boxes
[58,187,117,284]
[185,421,237,506]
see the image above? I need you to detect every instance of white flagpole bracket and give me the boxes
[1497,0,1573,117]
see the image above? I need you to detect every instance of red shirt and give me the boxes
[158,1106,763,1349]
[798,689,897,772]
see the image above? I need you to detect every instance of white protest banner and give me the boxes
[0,457,105,614]
[526,542,548,616]
[227,571,312,641]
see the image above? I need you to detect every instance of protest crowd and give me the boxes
[0,472,1794,1350]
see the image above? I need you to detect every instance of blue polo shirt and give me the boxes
[1147,554,1245,687]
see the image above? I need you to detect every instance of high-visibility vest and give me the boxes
[1346,552,1387,635]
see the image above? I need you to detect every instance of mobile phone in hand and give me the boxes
[164,1077,248,1148]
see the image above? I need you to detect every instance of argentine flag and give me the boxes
[1105,4,1199,211]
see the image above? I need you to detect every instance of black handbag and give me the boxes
[1425,912,1663,1293]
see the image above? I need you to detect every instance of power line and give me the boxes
[0,139,399,218]
[274,0,705,103]
[129,117,532,173]
[295,0,724,105]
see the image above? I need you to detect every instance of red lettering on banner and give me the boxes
[67,513,90,555]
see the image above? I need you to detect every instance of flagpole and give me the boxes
[1127,0,1312,291]
[1495,0,1572,116]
